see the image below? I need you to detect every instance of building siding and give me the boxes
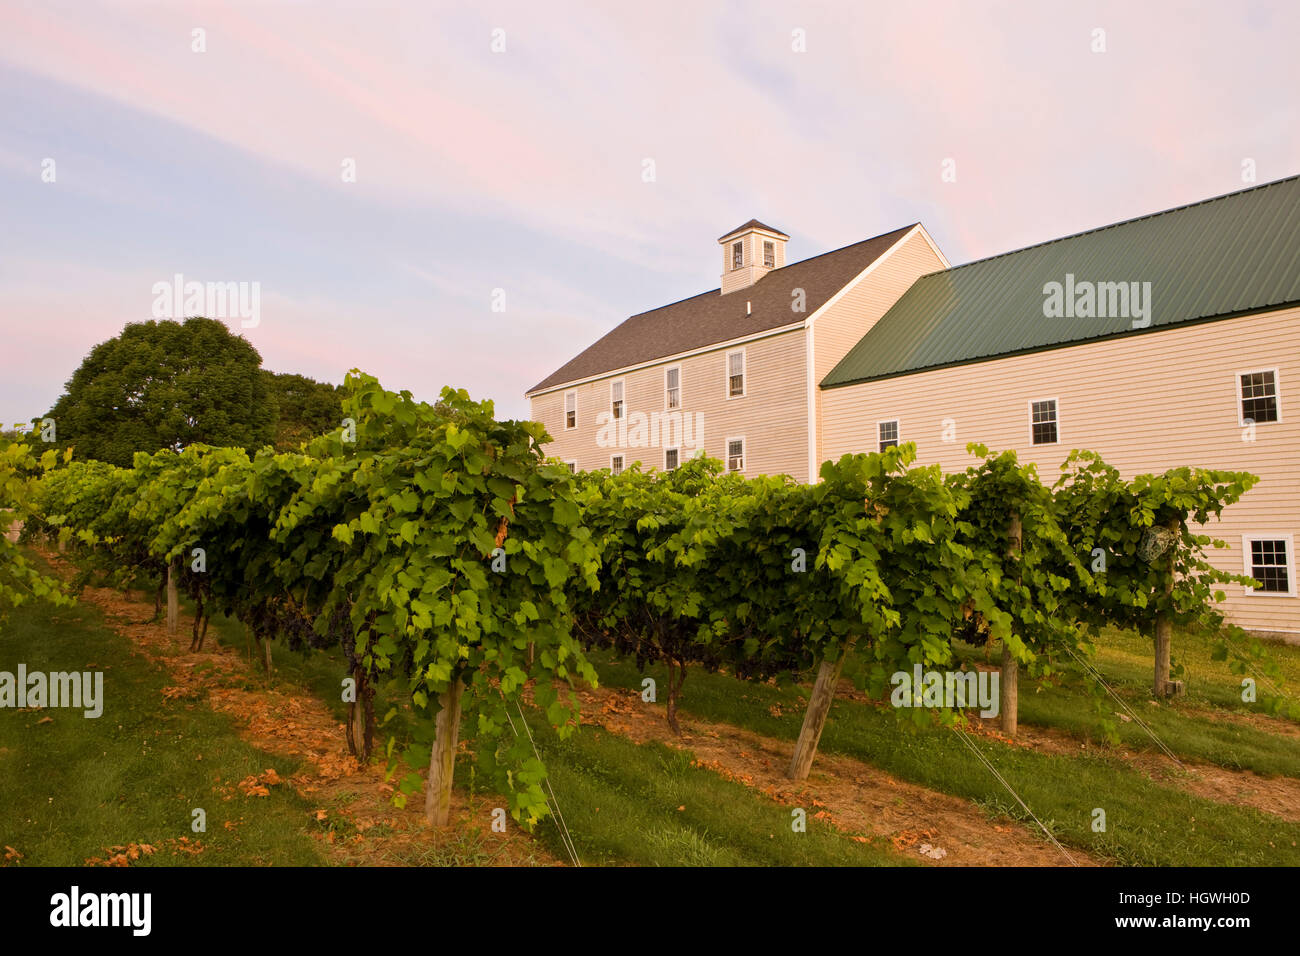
[529,226,945,482]
[820,304,1300,636]
[531,327,812,481]
[810,228,947,465]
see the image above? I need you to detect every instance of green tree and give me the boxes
[263,371,343,450]
[40,318,275,466]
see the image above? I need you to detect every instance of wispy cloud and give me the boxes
[1,0,1295,424]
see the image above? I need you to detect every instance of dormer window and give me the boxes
[718,220,789,294]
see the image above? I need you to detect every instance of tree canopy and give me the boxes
[39,318,340,464]
[264,371,343,451]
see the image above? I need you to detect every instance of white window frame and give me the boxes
[610,454,625,476]
[663,447,679,471]
[1235,367,1283,427]
[731,240,744,270]
[763,240,775,268]
[725,435,746,474]
[1241,534,1297,597]
[726,348,747,400]
[564,460,578,474]
[610,378,625,420]
[564,390,577,430]
[1028,397,1060,446]
[877,418,900,452]
[664,365,682,411]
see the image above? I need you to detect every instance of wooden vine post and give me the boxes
[787,636,859,780]
[1152,517,1180,697]
[1000,510,1022,736]
[345,664,373,759]
[346,686,364,757]
[425,675,465,827]
[166,559,179,635]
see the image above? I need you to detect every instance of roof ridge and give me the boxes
[718,218,789,241]
[940,173,1300,274]
[822,174,1300,390]
[825,299,1300,388]
[626,222,918,319]
[527,221,920,395]
[765,223,918,274]
[626,286,723,319]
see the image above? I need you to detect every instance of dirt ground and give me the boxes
[570,683,1099,866]
[42,547,1300,866]
[838,662,1300,823]
[989,718,1300,824]
[41,550,561,867]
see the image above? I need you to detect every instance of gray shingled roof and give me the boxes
[823,176,1300,389]
[528,223,916,395]
[718,219,789,241]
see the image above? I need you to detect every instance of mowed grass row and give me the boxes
[194,605,910,866]
[937,631,1300,779]
[202,603,1300,866]
[521,720,907,866]
[0,592,324,866]
[1091,624,1300,703]
[590,649,1300,867]
[17,556,1295,868]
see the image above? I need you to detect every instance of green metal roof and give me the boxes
[822,175,1300,388]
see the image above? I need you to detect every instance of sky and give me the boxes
[1,0,1296,424]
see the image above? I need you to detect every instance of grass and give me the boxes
[589,650,1300,866]
[1089,623,1300,715]
[937,635,1300,779]
[197,604,906,866]
[0,590,325,866]
[1014,679,1300,777]
[201,600,1300,866]
[833,622,1300,777]
[520,720,907,866]
[15,552,1298,867]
